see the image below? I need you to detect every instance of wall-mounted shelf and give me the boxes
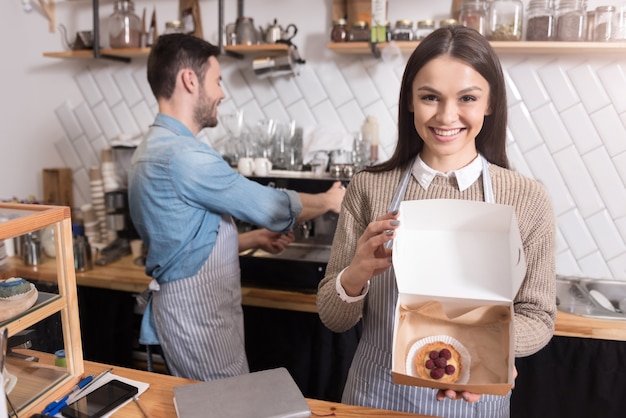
[224,43,290,58]
[328,41,626,55]
[43,47,150,60]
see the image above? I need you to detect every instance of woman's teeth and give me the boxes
[433,128,461,137]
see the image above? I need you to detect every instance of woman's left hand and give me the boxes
[435,366,518,402]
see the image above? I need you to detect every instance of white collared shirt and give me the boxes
[335,154,483,303]
[412,154,483,192]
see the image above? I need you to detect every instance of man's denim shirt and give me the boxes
[128,113,302,285]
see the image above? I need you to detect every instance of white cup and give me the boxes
[253,157,272,176]
[237,157,254,176]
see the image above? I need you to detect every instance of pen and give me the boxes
[47,367,113,416]
[42,374,95,415]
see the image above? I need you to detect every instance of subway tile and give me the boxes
[607,253,626,279]
[222,61,254,107]
[71,135,100,171]
[361,99,395,153]
[617,217,626,243]
[567,63,611,114]
[530,103,572,153]
[508,102,543,152]
[54,137,82,171]
[112,67,143,107]
[92,101,121,141]
[557,209,598,259]
[311,100,347,132]
[365,60,401,109]
[261,98,290,122]
[240,100,265,129]
[130,101,156,134]
[537,62,579,112]
[590,105,626,157]
[524,145,575,216]
[317,61,353,108]
[598,64,626,114]
[336,99,367,136]
[55,102,84,141]
[74,102,102,141]
[555,227,567,254]
[586,210,626,260]
[243,74,276,108]
[93,66,123,107]
[111,101,141,137]
[72,167,91,208]
[583,147,626,219]
[503,70,522,107]
[342,61,380,108]
[271,75,303,108]
[287,99,317,129]
[132,66,156,108]
[578,251,613,279]
[90,135,110,156]
[553,145,604,218]
[506,142,533,178]
[294,65,327,108]
[507,60,551,111]
[615,151,626,186]
[559,104,603,154]
[74,69,103,107]
[555,249,582,277]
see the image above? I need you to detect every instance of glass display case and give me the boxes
[0,203,83,417]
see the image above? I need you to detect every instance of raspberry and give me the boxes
[434,357,447,369]
[439,348,452,360]
[425,359,435,369]
[430,368,444,379]
[429,350,439,360]
[445,365,456,375]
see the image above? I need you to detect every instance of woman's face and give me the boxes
[409,55,492,172]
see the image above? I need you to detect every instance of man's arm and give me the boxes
[296,181,345,222]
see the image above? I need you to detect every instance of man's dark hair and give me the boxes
[147,34,220,100]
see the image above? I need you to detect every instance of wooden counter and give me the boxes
[79,360,432,418]
[7,256,626,340]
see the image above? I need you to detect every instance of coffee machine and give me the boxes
[96,189,139,265]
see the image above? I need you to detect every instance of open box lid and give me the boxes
[393,199,526,302]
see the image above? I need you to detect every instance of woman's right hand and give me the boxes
[340,211,400,297]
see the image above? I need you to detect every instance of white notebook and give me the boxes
[173,367,310,418]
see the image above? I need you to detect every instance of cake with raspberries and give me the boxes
[415,341,463,383]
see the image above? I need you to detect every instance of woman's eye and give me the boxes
[460,95,477,102]
[421,95,438,102]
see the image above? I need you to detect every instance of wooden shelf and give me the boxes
[328,41,626,55]
[224,43,291,57]
[43,44,291,61]
[43,48,151,60]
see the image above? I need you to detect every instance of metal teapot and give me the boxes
[260,19,298,43]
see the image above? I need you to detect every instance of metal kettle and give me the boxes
[261,19,298,43]
[235,16,258,45]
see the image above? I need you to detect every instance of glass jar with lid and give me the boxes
[164,20,185,35]
[348,21,370,42]
[107,0,142,48]
[487,0,524,41]
[331,18,349,42]
[555,0,587,41]
[416,20,436,40]
[459,0,487,36]
[439,18,459,28]
[526,0,555,41]
[594,5,616,41]
[391,20,415,41]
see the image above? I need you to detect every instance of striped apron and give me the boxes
[342,156,511,418]
[152,214,249,381]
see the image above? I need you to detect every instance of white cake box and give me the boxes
[391,199,526,396]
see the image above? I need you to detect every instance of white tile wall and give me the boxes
[52,53,626,281]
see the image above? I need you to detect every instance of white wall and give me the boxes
[1,0,625,280]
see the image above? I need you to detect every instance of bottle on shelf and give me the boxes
[487,0,524,41]
[107,0,142,48]
[391,20,415,41]
[331,18,349,42]
[415,20,435,40]
[459,0,487,36]
[348,21,370,42]
[526,0,555,41]
[555,0,588,41]
[593,5,616,42]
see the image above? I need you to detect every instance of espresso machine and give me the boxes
[238,173,343,292]
[96,189,139,265]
